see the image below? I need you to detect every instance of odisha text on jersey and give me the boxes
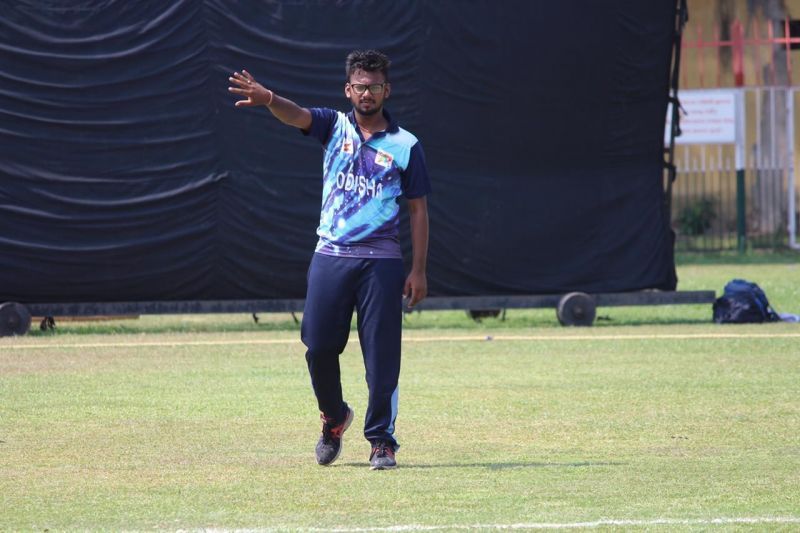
[335,171,384,199]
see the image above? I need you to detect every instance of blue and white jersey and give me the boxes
[303,108,431,258]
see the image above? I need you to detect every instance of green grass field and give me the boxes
[1,260,799,530]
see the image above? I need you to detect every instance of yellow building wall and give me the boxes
[682,0,800,88]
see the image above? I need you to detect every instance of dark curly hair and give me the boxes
[345,50,390,82]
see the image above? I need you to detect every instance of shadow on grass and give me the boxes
[403,317,713,330]
[339,461,624,470]
[27,321,301,336]
[590,317,712,327]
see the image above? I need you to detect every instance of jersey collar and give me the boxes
[348,108,399,141]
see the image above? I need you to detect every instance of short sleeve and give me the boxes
[401,142,432,199]
[301,107,339,145]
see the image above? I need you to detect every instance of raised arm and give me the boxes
[228,69,312,130]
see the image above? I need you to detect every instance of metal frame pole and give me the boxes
[735,89,747,252]
[788,88,799,249]
[665,0,689,218]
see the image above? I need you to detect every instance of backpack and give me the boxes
[712,279,780,324]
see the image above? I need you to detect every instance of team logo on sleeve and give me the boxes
[374,149,393,168]
[341,138,354,154]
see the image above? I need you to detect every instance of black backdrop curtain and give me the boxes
[0,1,677,303]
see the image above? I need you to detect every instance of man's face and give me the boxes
[345,69,390,117]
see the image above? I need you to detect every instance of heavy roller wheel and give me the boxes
[556,292,596,326]
[0,302,32,337]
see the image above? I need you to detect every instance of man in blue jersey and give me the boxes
[229,50,430,470]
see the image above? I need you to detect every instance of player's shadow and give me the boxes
[340,461,624,470]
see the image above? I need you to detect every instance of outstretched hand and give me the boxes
[228,70,273,107]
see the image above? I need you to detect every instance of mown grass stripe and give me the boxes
[3,332,800,350]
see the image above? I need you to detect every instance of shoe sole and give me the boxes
[370,463,397,471]
[321,406,354,467]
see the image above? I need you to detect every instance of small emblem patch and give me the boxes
[342,139,354,154]
[374,149,393,167]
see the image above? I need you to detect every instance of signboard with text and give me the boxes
[665,89,737,144]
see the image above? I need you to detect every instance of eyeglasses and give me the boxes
[349,83,386,95]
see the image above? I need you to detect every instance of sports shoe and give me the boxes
[369,440,397,470]
[315,404,354,466]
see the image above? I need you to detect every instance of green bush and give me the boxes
[677,197,716,235]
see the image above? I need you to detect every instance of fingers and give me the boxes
[228,72,255,107]
[233,70,250,81]
[404,275,427,309]
[229,70,259,91]
[409,287,424,308]
[406,285,425,309]
[229,71,272,110]
[228,74,250,88]
[402,281,413,309]
[410,281,428,308]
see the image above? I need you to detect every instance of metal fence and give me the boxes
[670,13,800,252]
[669,87,799,252]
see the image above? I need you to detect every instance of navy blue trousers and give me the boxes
[301,253,405,448]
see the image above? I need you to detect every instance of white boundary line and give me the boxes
[2,332,800,350]
[193,516,800,532]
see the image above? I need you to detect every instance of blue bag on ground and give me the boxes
[712,279,780,324]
